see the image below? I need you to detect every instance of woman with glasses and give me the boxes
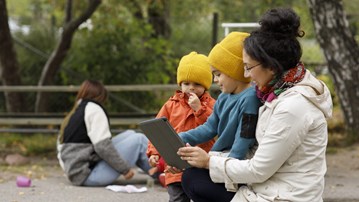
[178,8,333,201]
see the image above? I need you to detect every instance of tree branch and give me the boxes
[35,0,102,112]
[64,0,72,23]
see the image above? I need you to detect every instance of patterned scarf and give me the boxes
[256,62,306,103]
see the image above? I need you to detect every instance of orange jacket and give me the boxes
[147,90,216,185]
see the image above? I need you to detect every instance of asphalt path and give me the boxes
[1,146,359,202]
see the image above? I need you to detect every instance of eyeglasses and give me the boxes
[244,63,261,72]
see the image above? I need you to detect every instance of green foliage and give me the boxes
[2,0,357,151]
[6,0,31,20]
[300,39,325,64]
[57,2,177,113]
[15,27,56,85]
[0,133,57,156]
[5,0,358,114]
[317,74,339,108]
[343,0,359,36]
[9,0,57,86]
[9,0,59,111]
[169,0,318,58]
[170,12,213,55]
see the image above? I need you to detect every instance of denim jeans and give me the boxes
[83,130,151,186]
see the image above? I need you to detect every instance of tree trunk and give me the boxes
[0,0,25,112]
[35,0,101,112]
[127,0,171,39]
[148,0,171,39]
[307,0,359,135]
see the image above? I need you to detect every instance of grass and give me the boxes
[327,106,354,147]
[0,133,57,157]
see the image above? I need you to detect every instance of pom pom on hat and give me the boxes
[208,32,251,83]
[177,51,213,90]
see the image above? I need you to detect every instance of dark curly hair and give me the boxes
[244,8,305,76]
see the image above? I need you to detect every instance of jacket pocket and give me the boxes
[240,113,258,139]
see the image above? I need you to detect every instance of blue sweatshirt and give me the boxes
[179,86,261,159]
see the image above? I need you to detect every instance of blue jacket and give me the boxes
[179,86,261,159]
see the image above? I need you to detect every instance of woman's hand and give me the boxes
[123,169,135,180]
[148,155,159,167]
[177,143,210,169]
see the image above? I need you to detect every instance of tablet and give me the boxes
[139,117,191,169]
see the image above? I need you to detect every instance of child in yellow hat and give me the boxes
[147,51,216,202]
[177,32,262,201]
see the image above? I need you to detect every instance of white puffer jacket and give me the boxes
[209,70,333,202]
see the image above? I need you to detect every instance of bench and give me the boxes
[0,113,156,134]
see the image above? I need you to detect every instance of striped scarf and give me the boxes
[256,62,306,103]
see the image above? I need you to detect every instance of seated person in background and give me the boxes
[57,79,154,186]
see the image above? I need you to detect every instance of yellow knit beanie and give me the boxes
[208,32,250,82]
[177,51,212,90]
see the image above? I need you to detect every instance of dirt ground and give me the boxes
[326,143,359,178]
[324,143,359,201]
[1,143,359,201]
[1,143,356,180]
[327,144,359,173]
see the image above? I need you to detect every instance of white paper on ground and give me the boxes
[105,185,148,193]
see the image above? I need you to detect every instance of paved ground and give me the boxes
[323,144,359,202]
[1,144,359,202]
[0,166,169,202]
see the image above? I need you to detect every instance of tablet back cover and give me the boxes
[139,117,190,169]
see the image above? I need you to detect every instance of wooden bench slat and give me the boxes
[0,117,153,126]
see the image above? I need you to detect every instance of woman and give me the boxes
[57,79,153,186]
[178,8,333,201]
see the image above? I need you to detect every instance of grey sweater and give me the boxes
[57,100,130,185]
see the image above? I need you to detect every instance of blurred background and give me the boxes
[0,0,358,156]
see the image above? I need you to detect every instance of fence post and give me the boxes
[212,12,218,48]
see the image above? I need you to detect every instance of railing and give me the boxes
[0,113,157,134]
[0,84,180,92]
[221,22,260,36]
[0,84,219,134]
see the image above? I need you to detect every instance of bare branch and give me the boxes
[35,0,102,112]
[64,0,72,23]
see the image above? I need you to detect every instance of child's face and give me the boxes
[211,66,245,94]
[180,81,206,97]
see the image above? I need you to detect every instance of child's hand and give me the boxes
[165,165,183,174]
[188,92,201,111]
[124,169,135,180]
[148,155,160,167]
